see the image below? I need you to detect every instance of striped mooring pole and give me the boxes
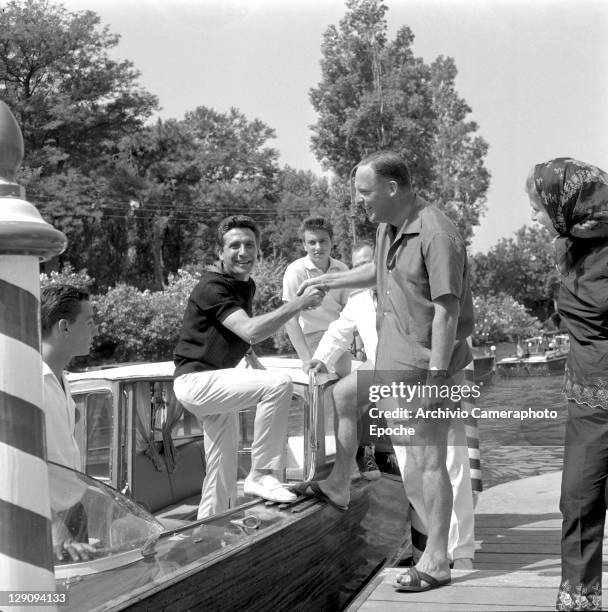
[0,101,67,608]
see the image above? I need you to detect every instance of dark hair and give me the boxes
[216,215,260,248]
[358,150,412,188]
[299,216,334,240]
[41,285,90,337]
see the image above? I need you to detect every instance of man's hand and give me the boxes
[245,348,266,370]
[303,359,328,374]
[52,520,98,562]
[299,285,326,310]
[420,371,452,413]
[297,275,330,297]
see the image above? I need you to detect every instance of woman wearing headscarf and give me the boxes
[526,158,608,611]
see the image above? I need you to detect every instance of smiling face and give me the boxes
[354,163,396,224]
[218,227,258,281]
[303,229,332,271]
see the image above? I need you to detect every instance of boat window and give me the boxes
[74,391,114,482]
[49,461,163,578]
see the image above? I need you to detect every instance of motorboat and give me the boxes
[52,357,409,611]
[496,333,569,377]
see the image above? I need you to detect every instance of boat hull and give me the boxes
[496,355,567,378]
[58,476,409,612]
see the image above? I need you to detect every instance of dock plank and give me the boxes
[347,473,608,611]
[348,569,608,611]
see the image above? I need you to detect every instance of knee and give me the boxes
[272,373,293,399]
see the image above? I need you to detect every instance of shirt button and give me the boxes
[386,290,390,295]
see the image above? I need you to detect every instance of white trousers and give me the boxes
[378,369,475,562]
[392,418,476,561]
[174,367,293,519]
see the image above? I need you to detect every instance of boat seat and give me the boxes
[132,438,205,513]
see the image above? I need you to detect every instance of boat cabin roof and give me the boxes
[67,357,333,386]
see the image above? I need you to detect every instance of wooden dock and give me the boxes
[347,471,608,611]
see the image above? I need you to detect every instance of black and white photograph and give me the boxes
[0,0,607,610]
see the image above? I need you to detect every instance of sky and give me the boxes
[63,0,608,253]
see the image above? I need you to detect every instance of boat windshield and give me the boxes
[49,461,163,578]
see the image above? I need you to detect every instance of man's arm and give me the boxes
[221,286,324,345]
[296,262,376,295]
[429,293,460,370]
[284,318,313,361]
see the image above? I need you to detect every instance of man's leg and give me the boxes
[247,371,293,475]
[174,368,296,516]
[198,412,238,519]
[305,360,374,507]
[393,419,474,565]
[395,415,452,586]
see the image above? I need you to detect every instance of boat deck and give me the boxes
[347,471,608,611]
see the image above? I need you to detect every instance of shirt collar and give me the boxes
[392,194,427,237]
[304,256,342,273]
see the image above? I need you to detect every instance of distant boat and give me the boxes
[473,354,497,386]
[496,332,569,377]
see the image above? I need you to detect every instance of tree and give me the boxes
[0,0,157,173]
[471,224,558,321]
[309,0,489,245]
[264,167,331,260]
[110,107,282,288]
[0,0,158,287]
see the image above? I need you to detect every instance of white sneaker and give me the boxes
[243,475,297,504]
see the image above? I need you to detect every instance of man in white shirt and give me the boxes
[41,284,98,562]
[282,216,352,377]
[309,241,380,479]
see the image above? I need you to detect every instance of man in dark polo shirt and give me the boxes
[174,215,324,519]
[294,151,474,592]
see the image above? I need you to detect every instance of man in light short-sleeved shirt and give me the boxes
[294,151,474,592]
[282,216,351,377]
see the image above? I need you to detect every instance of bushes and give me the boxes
[43,263,539,362]
[40,260,294,365]
[472,293,541,346]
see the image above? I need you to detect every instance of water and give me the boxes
[478,374,566,489]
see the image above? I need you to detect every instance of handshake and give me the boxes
[297,276,330,311]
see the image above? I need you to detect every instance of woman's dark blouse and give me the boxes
[559,241,608,409]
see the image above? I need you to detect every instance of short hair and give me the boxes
[352,240,374,256]
[358,150,412,188]
[41,285,90,337]
[299,216,334,240]
[216,215,260,248]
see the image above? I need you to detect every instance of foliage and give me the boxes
[90,269,201,362]
[40,263,94,291]
[472,293,542,346]
[471,224,558,321]
[251,255,293,354]
[309,0,489,246]
[263,167,331,260]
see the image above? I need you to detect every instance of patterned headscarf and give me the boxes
[532,158,608,273]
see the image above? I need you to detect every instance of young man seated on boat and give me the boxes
[173,214,326,519]
[306,241,476,569]
[41,285,99,562]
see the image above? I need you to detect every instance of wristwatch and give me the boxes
[427,369,449,379]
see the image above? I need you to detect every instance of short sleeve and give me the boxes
[424,232,466,300]
[191,279,245,323]
[282,261,301,302]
